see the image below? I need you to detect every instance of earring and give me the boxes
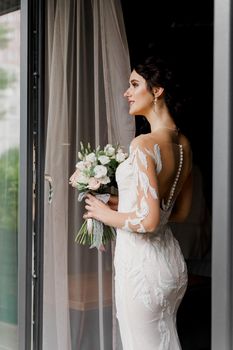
[153,96,157,105]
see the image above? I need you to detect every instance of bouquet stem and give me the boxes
[75,219,116,248]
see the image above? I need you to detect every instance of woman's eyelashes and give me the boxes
[129,79,140,88]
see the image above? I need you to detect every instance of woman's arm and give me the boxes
[84,192,160,233]
[84,138,161,233]
[84,195,147,229]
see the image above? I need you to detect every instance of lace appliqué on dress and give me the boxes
[122,144,161,233]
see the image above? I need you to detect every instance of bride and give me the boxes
[84,56,193,349]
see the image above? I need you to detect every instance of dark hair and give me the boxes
[133,56,186,129]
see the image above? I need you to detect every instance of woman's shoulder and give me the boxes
[130,131,192,167]
[131,131,192,151]
[130,134,148,147]
[129,135,155,156]
[130,132,171,151]
[130,133,160,148]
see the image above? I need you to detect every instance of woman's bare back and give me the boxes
[138,130,192,214]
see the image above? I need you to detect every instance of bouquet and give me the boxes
[69,142,128,250]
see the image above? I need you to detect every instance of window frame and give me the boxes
[212,0,233,348]
[0,0,20,16]
[19,0,45,349]
[19,0,33,348]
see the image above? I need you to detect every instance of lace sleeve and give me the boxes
[121,139,162,233]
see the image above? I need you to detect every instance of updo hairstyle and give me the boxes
[133,56,184,125]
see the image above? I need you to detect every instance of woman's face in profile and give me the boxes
[124,70,154,116]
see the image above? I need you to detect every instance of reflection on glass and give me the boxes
[0,8,20,350]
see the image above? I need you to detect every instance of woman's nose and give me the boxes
[124,88,130,97]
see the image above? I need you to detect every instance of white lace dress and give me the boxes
[114,141,188,350]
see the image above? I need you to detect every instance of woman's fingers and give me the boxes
[85,198,94,205]
[83,211,92,219]
[85,195,97,205]
[85,193,95,200]
[84,194,108,222]
[85,196,103,208]
[84,196,97,218]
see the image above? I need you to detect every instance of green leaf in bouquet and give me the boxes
[74,219,116,249]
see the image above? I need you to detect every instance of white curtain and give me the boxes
[43,0,135,349]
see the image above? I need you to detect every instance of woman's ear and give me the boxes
[153,87,164,98]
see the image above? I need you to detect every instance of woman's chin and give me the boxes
[128,107,136,115]
[129,109,141,116]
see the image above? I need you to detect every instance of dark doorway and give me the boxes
[121,1,213,349]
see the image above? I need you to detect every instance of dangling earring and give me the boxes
[153,96,158,111]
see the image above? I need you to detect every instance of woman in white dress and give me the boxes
[84,56,193,349]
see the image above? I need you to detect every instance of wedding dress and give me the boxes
[114,139,188,350]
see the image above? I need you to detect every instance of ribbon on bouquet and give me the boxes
[78,191,113,250]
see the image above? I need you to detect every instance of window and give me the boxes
[0,8,20,350]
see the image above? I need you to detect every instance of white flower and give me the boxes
[104,144,115,157]
[76,161,85,170]
[99,176,110,185]
[86,152,96,163]
[98,155,110,165]
[94,165,108,178]
[88,177,101,190]
[69,168,80,187]
[76,160,91,171]
[76,173,89,184]
[116,151,127,163]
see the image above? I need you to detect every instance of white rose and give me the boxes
[99,176,110,185]
[77,173,89,184]
[104,144,115,156]
[94,165,108,178]
[98,155,110,165]
[116,151,127,163]
[76,160,91,171]
[87,177,101,190]
[69,169,80,187]
[86,152,96,163]
[76,161,85,170]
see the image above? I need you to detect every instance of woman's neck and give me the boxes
[146,104,176,132]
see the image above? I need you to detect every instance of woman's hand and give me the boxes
[83,194,113,224]
[83,194,133,231]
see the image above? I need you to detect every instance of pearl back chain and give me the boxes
[162,144,183,211]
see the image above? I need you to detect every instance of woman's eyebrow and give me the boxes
[130,79,140,83]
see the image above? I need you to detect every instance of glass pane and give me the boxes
[0,7,20,350]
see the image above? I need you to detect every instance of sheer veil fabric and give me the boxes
[43,0,135,349]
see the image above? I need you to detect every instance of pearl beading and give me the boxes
[162,144,183,211]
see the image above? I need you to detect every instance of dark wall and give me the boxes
[120,4,213,349]
[121,0,214,212]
